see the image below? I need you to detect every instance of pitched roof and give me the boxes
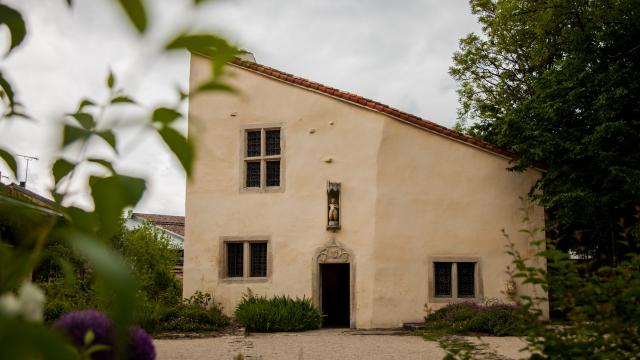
[228,58,514,159]
[132,213,185,236]
[0,183,59,211]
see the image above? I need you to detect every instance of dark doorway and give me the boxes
[320,263,350,327]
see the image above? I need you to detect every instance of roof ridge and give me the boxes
[228,58,514,159]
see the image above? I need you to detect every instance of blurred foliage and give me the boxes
[0,0,237,357]
[451,0,640,265]
[501,217,640,359]
[37,222,229,335]
[235,291,322,332]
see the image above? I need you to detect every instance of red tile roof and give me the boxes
[229,58,515,159]
[132,213,185,236]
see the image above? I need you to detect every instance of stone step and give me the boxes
[402,322,425,331]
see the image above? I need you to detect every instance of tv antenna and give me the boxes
[17,154,39,187]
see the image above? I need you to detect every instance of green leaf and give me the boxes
[77,98,96,112]
[71,112,95,130]
[0,318,77,360]
[0,147,17,178]
[158,126,193,176]
[117,0,147,33]
[57,258,76,288]
[67,230,137,354]
[166,33,230,51]
[83,329,95,346]
[90,174,145,238]
[87,158,115,173]
[0,4,26,54]
[52,158,75,185]
[111,95,136,104]
[97,130,117,151]
[152,107,181,125]
[107,70,115,89]
[0,71,16,110]
[196,81,236,94]
[66,206,98,234]
[84,344,110,357]
[62,124,91,147]
[177,86,188,102]
[165,33,237,78]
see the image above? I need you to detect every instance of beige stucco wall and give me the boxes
[185,54,548,329]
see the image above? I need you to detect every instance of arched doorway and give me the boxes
[312,238,355,328]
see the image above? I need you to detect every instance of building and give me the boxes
[184,54,548,328]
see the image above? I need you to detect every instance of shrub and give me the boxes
[137,291,229,334]
[157,292,229,333]
[424,300,527,336]
[235,293,322,332]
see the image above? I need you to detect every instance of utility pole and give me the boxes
[16,154,39,188]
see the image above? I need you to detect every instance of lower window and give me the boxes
[224,240,269,279]
[432,260,479,300]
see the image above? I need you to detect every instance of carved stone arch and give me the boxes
[312,237,356,328]
[316,239,352,264]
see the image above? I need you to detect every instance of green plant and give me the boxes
[424,300,528,337]
[0,0,238,356]
[234,292,322,332]
[509,244,640,358]
[499,206,640,359]
[156,291,229,333]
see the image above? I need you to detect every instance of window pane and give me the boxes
[457,263,475,297]
[434,262,452,297]
[246,131,261,157]
[227,243,243,277]
[266,160,280,187]
[265,129,281,155]
[246,161,260,187]
[250,242,267,277]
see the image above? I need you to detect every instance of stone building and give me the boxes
[184,54,547,328]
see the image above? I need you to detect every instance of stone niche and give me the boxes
[327,181,340,230]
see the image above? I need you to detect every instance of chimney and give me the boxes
[237,50,256,63]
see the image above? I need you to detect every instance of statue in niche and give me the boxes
[328,198,339,224]
[327,181,341,230]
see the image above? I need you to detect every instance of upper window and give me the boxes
[432,260,480,300]
[243,128,282,190]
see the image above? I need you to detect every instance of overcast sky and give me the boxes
[0,0,480,216]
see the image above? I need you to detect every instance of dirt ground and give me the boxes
[154,329,530,360]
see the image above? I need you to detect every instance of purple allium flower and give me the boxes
[53,310,114,360]
[53,310,155,360]
[128,326,155,360]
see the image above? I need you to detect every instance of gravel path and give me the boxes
[154,329,529,360]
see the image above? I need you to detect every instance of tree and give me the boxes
[451,0,640,264]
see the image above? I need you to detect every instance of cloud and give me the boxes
[0,0,479,215]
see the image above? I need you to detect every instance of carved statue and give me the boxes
[328,198,339,222]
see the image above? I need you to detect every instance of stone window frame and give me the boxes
[239,124,285,193]
[219,235,272,283]
[428,256,483,303]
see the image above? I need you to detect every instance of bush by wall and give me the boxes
[39,222,229,334]
[152,292,229,333]
[234,293,322,332]
[424,300,528,336]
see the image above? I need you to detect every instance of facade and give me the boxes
[184,54,548,328]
